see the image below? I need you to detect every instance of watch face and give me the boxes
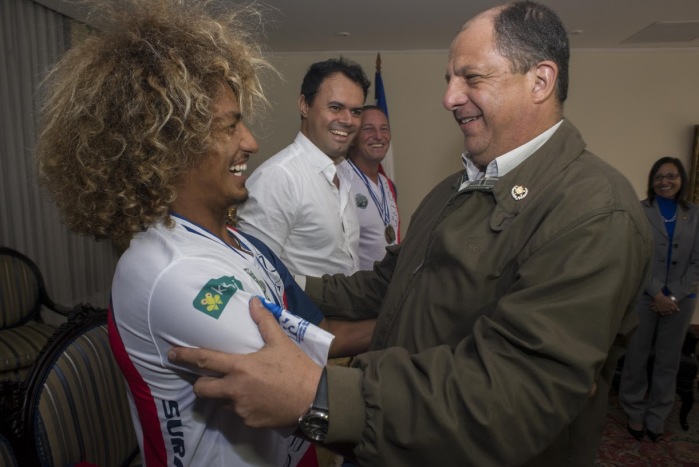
[300,410,329,442]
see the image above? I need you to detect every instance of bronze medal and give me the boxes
[384,225,396,244]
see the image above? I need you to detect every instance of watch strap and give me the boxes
[298,367,330,442]
[313,366,329,412]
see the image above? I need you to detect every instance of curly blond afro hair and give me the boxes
[36,0,272,243]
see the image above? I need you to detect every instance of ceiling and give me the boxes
[258,0,699,52]
[41,0,699,52]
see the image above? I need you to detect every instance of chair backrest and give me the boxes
[0,247,47,329]
[0,433,18,467]
[17,307,139,466]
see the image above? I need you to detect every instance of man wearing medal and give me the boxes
[344,105,401,270]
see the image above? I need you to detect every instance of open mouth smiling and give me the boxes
[456,115,481,124]
[229,163,247,176]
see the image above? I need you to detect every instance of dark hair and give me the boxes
[300,57,370,106]
[493,1,570,102]
[647,157,689,208]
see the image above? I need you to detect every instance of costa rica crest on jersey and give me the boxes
[193,276,243,319]
[355,193,369,209]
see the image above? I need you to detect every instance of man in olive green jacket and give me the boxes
[302,118,650,466]
[170,2,652,466]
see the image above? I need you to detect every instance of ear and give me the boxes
[531,60,558,104]
[298,94,309,119]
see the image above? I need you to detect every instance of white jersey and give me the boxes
[344,160,400,270]
[109,215,333,467]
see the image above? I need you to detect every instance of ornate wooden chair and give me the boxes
[1,306,140,466]
[0,432,18,467]
[0,246,71,381]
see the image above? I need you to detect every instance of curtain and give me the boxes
[0,0,117,307]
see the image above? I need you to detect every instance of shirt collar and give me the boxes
[295,132,339,184]
[461,120,564,180]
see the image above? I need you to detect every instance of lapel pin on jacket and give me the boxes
[511,185,528,200]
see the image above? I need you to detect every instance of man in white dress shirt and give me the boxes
[344,105,400,270]
[237,58,370,276]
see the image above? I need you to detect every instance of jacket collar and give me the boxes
[641,198,689,241]
[487,119,587,231]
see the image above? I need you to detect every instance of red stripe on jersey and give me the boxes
[108,304,168,466]
[386,178,401,243]
[297,444,318,467]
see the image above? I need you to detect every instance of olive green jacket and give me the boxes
[306,120,652,466]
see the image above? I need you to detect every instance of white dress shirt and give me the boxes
[237,132,360,276]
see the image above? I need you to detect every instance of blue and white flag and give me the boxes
[375,53,395,180]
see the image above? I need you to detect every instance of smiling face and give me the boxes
[174,82,258,216]
[299,72,365,162]
[350,108,391,166]
[652,162,682,200]
[443,12,540,168]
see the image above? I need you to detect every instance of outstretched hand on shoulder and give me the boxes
[168,297,322,428]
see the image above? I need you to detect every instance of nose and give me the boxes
[368,127,382,140]
[338,108,357,127]
[443,77,468,111]
[239,123,259,155]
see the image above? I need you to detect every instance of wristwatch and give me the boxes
[298,367,329,442]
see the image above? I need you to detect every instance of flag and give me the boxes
[374,54,389,119]
[374,53,395,180]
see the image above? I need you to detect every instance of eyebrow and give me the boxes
[329,101,363,112]
[446,64,484,81]
[214,111,243,124]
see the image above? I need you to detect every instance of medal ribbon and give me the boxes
[171,212,284,306]
[347,160,391,227]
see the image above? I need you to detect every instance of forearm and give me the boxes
[668,261,699,300]
[306,245,399,319]
[323,319,376,358]
[664,215,699,299]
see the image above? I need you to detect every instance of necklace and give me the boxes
[661,213,677,223]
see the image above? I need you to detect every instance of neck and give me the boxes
[300,127,344,165]
[656,196,677,204]
[349,155,381,183]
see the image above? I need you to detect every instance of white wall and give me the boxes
[567,49,699,196]
[254,48,699,221]
[250,47,699,323]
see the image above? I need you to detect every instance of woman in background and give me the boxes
[620,156,699,442]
